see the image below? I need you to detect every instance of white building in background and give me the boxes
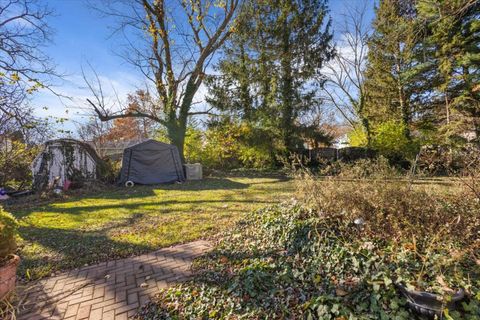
[332,133,350,149]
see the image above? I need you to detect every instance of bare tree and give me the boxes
[86,0,240,160]
[0,0,56,140]
[322,0,372,143]
[76,116,112,157]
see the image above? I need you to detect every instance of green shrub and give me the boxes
[202,120,275,169]
[98,157,122,184]
[155,121,276,169]
[0,207,17,259]
[183,127,204,164]
[371,120,420,161]
[0,139,38,189]
[347,121,422,164]
[348,126,368,147]
[154,126,205,164]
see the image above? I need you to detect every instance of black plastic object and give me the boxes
[7,190,33,197]
[118,139,185,185]
[397,283,465,318]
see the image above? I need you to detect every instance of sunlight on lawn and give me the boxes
[11,177,294,280]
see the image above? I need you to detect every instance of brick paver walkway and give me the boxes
[16,240,211,320]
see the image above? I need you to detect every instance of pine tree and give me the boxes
[206,5,256,121]
[363,0,421,139]
[207,0,334,151]
[417,0,480,143]
[364,0,479,147]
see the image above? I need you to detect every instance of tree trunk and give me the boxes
[357,94,372,146]
[166,122,186,163]
[396,60,411,140]
[170,80,198,163]
[445,94,450,125]
[239,44,252,121]
[259,49,270,113]
[281,19,294,151]
[472,108,480,144]
[400,91,411,140]
[163,99,187,163]
[361,116,372,146]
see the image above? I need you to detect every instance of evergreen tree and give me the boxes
[363,0,421,139]
[418,0,480,143]
[365,0,480,147]
[206,5,257,121]
[207,0,334,151]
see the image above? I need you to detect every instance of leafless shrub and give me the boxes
[456,146,480,200]
[296,171,480,252]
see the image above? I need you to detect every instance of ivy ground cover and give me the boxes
[138,176,480,319]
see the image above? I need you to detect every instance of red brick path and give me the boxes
[17,240,211,320]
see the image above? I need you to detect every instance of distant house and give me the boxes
[301,124,352,150]
[332,133,350,149]
[32,139,103,190]
[330,125,352,149]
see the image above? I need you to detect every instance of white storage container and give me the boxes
[184,163,203,180]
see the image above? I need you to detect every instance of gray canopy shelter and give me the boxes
[118,140,185,185]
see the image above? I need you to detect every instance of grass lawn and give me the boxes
[7,176,294,281]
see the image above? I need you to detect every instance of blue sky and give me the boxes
[33,0,376,135]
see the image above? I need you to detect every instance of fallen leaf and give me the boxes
[436,275,454,293]
[335,288,348,297]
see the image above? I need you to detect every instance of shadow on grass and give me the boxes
[10,176,290,318]
[21,198,275,216]
[15,189,275,280]
[109,177,251,193]
[152,177,250,191]
[17,213,154,280]
[9,178,256,219]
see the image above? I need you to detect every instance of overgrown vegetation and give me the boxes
[316,156,401,178]
[138,172,479,319]
[416,144,480,176]
[0,139,38,189]
[178,120,277,169]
